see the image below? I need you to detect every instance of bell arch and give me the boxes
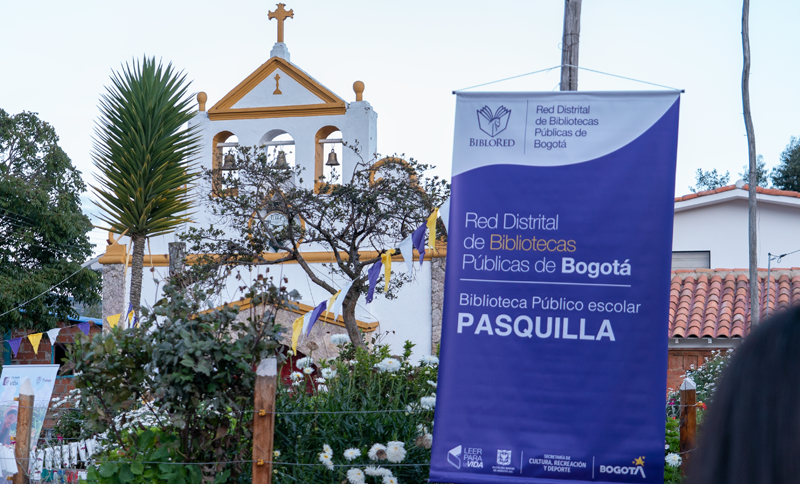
[212,131,237,195]
[260,129,296,168]
[314,126,342,189]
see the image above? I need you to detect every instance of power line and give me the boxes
[0,266,87,319]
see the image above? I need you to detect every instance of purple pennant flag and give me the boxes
[305,301,328,337]
[77,322,91,336]
[411,222,427,266]
[366,260,383,304]
[6,338,22,358]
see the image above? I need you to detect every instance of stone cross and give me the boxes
[268,3,294,43]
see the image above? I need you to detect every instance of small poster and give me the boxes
[0,365,59,453]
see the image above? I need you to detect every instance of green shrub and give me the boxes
[273,337,438,484]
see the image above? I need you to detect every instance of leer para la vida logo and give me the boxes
[471,105,515,147]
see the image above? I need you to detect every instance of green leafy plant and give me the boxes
[664,419,682,484]
[273,336,438,483]
[68,275,287,482]
[87,429,204,484]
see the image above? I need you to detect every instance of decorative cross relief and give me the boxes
[268,3,294,43]
[273,74,282,95]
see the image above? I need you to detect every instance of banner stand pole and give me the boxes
[13,378,34,484]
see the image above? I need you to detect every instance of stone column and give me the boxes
[430,256,446,352]
[102,264,126,333]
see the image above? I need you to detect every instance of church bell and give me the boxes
[221,153,236,171]
[325,148,340,167]
[276,150,288,166]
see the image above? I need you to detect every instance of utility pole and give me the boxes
[742,0,759,325]
[560,0,582,91]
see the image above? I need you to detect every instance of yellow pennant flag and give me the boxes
[28,333,43,355]
[381,249,396,290]
[427,208,439,248]
[107,313,121,328]
[291,315,305,353]
[326,291,341,323]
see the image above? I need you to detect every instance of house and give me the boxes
[667,184,800,389]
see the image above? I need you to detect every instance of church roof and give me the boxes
[208,56,346,121]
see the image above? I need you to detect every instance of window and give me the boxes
[672,251,710,270]
[53,343,73,375]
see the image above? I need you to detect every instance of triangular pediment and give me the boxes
[208,57,346,120]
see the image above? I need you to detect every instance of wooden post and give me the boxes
[679,377,697,473]
[253,358,277,484]
[742,0,759,327]
[560,0,582,91]
[13,378,34,484]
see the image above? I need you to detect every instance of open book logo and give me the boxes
[477,105,511,137]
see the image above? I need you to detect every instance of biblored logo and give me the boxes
[477,106,511,137]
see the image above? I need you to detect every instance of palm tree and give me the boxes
[92,57,201,322]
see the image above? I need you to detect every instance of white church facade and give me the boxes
[98,4,444,362]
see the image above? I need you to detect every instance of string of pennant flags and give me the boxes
[5,206,447,358]
[291,204,446,353]
[4,303,139,359]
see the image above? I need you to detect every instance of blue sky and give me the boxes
[2,0,798,251]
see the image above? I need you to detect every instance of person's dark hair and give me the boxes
[686,305,800,484]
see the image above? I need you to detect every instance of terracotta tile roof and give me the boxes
[674,185,800,203]
[669,269,800,338]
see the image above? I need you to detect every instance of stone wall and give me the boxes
[430,256,446,352]
[102,263,125,331]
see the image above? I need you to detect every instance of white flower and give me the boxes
[290,371,303,381]
[376,358,401,373]
[346,468,366,484]
[350,359,358,365]
[315,377,327,384]
[331,334,350,345]
[292,381,302,387]
[368,443,387,460]
[319,450,333,469]
[296,356,314,369]
[323,444,333,454]
[318,384,329,392]
[382,476,399,484]
[286,350,294,356]
[343,448,362,461]
[426,380,437,388]
[365,466,392,477]
[321,368,338,379]
[274,450,281,458]
[303,367,314,375]
[385,441,406,463]
[420,355,439,365]
[665,453,682,468]
[420,395,436,410]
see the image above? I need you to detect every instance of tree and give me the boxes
[689,168,730,193]
[0,109,100,332]
[739,154,769,187]
[69,275,286,482]
[92,57,201,321]
[770,137,800,191]
[184,146,449,348]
